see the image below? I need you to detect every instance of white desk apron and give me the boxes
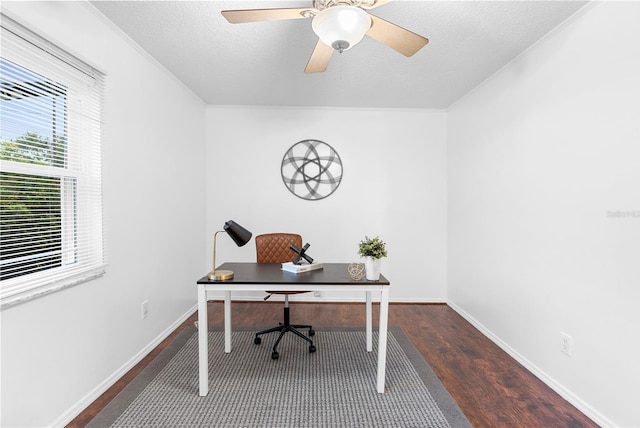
[196,263,390,396]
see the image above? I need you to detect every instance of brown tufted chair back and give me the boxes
[255,233,302,264]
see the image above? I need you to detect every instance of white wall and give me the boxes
[205,106,448,302]
[447,2,640,427]
[0,3,206,427]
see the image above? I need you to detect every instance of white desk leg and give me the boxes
[224,290,232,353]
[366,291,372,352]
[198,285,209,396]
[376,287,389,393]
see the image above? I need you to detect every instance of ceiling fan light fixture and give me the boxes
[312,6,371,53]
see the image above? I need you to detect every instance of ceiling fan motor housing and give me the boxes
[313,0,381,10]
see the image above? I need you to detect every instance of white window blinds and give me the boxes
[0,14,105,308]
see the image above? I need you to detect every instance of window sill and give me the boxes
[0,267,106,310]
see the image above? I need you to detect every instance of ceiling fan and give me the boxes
[221,0,429,73]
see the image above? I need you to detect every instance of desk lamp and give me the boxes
[209,220,252,280]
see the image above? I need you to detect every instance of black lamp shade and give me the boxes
[224,220,252,247]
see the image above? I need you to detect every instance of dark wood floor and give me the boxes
[68,302,598,427]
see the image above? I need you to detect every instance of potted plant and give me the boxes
[358,236,387,280]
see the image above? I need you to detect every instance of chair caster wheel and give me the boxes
[254,337,261,345]
[309,329,315,337]
[309,345,316,353]
[271,351,279,360]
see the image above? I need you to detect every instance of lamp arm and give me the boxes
[211,230,225,276]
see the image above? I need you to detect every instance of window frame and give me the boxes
[0,15,106,309]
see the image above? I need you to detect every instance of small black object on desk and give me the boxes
[290,243,314,265]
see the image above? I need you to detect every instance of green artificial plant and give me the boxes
[358,236,388,259]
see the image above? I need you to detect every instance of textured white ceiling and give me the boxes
[90,0,588,109]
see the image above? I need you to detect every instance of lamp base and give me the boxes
[208,269,234,281]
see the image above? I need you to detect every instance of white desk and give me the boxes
[196,262,390,396]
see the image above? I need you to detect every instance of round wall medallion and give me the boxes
[281,139,343,201]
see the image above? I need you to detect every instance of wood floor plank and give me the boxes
[67,302,598,427]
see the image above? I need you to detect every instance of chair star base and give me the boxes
[254,306,316,359]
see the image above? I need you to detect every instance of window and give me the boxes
[0,15,105,308]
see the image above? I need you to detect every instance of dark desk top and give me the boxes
[197,262,389,285]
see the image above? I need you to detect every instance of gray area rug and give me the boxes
[88,326,471,427]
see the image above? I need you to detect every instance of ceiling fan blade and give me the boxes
[305,40,333,73]
[366,14,429,57]
[222,8,316,24]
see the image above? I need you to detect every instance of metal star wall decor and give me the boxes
[281,139,343,201]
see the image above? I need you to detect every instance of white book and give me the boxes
[281,262,323,273]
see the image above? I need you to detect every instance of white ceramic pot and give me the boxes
[364,256,382,281]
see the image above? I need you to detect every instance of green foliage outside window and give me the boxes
[0,133,64,280]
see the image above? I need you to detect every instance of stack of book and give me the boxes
[281,262,323,273]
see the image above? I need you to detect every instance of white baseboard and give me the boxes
[447,301,615,428]
[50,304,197,427]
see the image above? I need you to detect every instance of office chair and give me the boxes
[254,233,316,359]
